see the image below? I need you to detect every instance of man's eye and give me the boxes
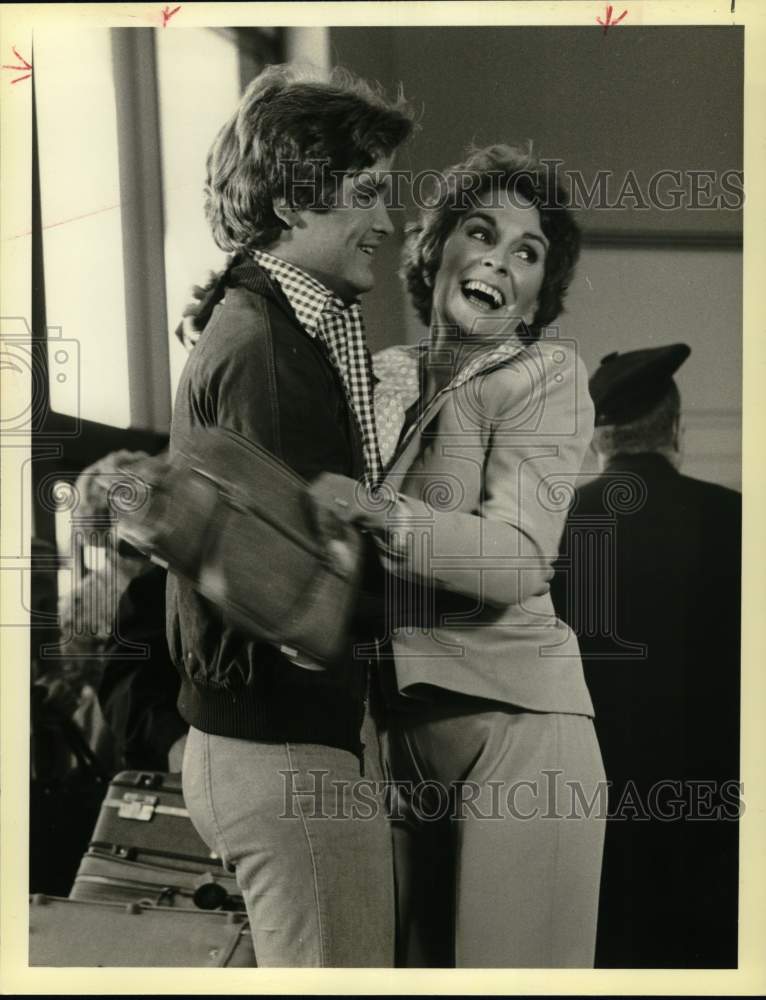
[351,180,376,206]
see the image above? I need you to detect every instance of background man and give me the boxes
[552,343,741,968]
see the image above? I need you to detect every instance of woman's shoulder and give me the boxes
[470,338,591,434]
[482,337,587,391]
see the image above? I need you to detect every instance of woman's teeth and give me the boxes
[461,280,505,310]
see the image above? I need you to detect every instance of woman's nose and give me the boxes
[482,254,508,275]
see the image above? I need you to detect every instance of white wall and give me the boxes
[561,246,741,490]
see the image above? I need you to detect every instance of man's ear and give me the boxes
[273,200,303,230]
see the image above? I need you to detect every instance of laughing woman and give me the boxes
[312,144,604,967]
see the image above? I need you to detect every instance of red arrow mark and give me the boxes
[2,46,32,84]
[596,5,628,35]
[161,5,182,27]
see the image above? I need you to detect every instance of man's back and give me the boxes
[552,452,741,967]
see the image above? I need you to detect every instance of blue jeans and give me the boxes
[182,709,394,967]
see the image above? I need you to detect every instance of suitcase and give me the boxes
[29,894,256,967]
[73,770,244,911]
[70,849,244,911]
[109,426,364,667]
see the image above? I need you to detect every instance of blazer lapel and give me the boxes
[385,390,450,479]
[385,338,528,480]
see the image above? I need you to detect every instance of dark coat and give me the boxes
[98,564,186,772]
[552,452,741,968]
[166,257,380,755]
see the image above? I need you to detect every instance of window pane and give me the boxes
[35,29,131,428]
[155,29,242,397]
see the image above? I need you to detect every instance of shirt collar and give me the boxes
[252,250,358,338]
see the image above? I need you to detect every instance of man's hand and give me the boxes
[307,472,396,533]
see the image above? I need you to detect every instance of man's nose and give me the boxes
[372,201,395,237]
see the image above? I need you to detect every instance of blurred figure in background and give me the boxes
[56,450,187,776]
[552,344,741,968]
[77,451,188,771]
[29,536,109,895]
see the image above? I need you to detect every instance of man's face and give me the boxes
[273,156,395,301]
[431,189,548,341]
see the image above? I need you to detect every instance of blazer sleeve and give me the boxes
[380,342,595,606]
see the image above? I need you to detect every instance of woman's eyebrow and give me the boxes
[524,231,550,251]
[462,211,497,230]
[462,212,549,251]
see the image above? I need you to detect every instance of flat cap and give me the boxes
[589,343,691,426]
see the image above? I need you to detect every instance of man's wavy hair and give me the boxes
[205,64,415,253]
[401,144,581,340]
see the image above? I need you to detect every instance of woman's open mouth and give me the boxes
[461,279,506,311]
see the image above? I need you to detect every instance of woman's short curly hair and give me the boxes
[401,144,581,339]
[205,64,415,253]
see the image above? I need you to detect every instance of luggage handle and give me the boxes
[116,792,159,821]
[90,840,223,867]
[105,792,190,822]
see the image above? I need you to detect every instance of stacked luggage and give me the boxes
[29,771,257,967]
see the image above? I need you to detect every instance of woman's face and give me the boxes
[431,188,548,340]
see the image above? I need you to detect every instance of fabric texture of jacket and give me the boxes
[373,336,596,716]
[166,257,379,754]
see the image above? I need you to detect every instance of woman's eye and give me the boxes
[515,245,539,263]
[467,227,490,242]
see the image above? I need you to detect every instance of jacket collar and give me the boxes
[604,451,680,476]
[229,255,301,327]
[386,336,529,476]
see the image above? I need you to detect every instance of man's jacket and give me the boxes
[166,257,377,755]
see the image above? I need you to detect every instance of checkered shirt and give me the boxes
[253,251,383,487]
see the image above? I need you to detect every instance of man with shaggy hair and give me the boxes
[552,344,741,968]
[167,64,414,966]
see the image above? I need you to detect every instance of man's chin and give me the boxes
[344,275,375,300]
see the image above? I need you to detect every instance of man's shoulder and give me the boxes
[571,463,741,518]
[190,284,319,372]
[677,472,741,515]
